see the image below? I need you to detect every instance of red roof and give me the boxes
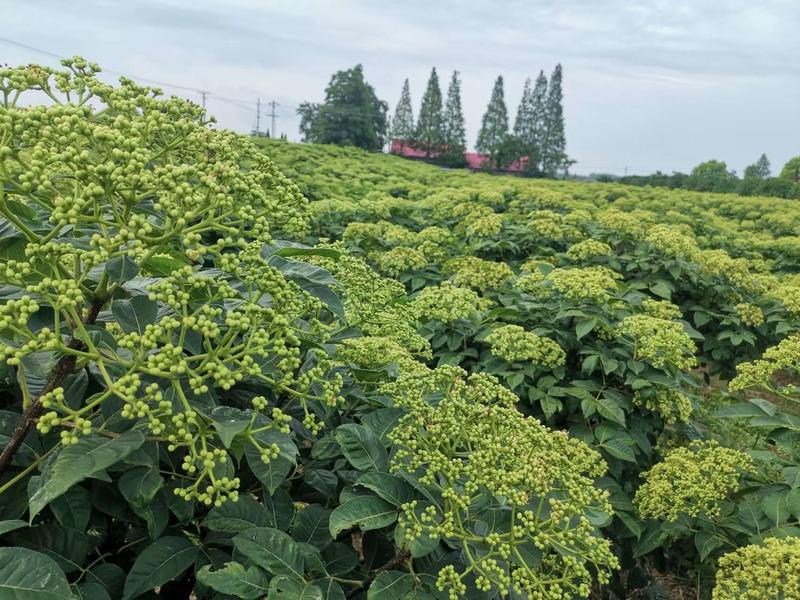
[391,139,529,173]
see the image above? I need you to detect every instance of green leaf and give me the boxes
[118,467,165,537]
[354,472,413,507]
[633,524,667,558]
[207,406,251,449]
[140,253,189,277]
[49,487,90,531]
[787,489,800,519]
[334,424,388,472]
[267,575,324,600]
[368,571,415,600]
[329,497,397,537]
[361,408,405,444]
[595,396,626,426]
[111,297,158,335]
[73,582,110,600]
[105,256,139,285]
[264,488,296,531]
[321,542,358,576]
[7,524,88,574]
[0,520,27,536]
[761,492,791,525]
[694,530,725,562]
[311,578,346,600]
[202,494,271,534]
[293,505,333,548]
[246,430,297,494]
[273,247,341,260]
[650,280,673,299]
[196,562,270,600]
[122,536,199,599]
[233,527,304,579]
[0,547,73,599]
[575,318,596,340]
[29,431,145,520]
[601,438,637,463]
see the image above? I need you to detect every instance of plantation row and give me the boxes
[0,60,799,599]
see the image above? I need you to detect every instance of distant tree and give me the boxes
[392,79,415,141]
[296,65,388,151]
[415,68,444,157]
[541,64,567,176]
[511,77,537,172]
[476,76,509,168]
[688,160,738,192]
[531,71,549,172]
[743,154,771,179]
[441,70,467,166]
[781,156,800,183]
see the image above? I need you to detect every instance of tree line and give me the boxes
[604,155,800,199]
[295,64,571,177]
[392,66,570,176]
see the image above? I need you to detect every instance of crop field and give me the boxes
[1,62,800,600]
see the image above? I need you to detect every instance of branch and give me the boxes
[345,549,412,598]
[0,300,104,476]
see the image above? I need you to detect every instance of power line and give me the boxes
[0,36,271,114]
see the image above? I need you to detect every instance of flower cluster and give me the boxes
[729,334,800,391]
[310,247,431,357]
[635,441,752,521]
[735,302,764,327]
[712,537,800,600]
[547,266,621,303]
[443,256,514,291]
[641,299,683,320]
[335,336,415,370]
[633,388,693,424]
[373,246,428,276]
[485,324,566,369]
[618,315,697,371]
[0,59,346,507]
[566,239,613,261]
[386,366,619,599]
[412,282,491,323]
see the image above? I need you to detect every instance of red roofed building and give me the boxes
[390,139,529,173]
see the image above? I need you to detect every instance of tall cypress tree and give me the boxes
[391,79,415,142]
[513,77,535,142]
[476,75,509,168]
[441,70,466,166]
[531,71,548,173]
[415,68,444,157]
[541,64,566,176]
[512,77,536,171]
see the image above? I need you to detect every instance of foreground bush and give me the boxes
[0,59,624,600]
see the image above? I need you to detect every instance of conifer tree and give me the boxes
[415,68,444,157]
[476,75,509,169]
[744,154,771,179]
[513,77,535,142]
[441,70,467,166]
[542,64,567,176]
[531,71,549,172]
[392,79,415,142]
[512,77,537,172]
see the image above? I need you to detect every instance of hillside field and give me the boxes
[1,64,800,600]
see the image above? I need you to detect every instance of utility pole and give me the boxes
[256,97,261,135]
[268,101,279,138]
[200,91,208,109]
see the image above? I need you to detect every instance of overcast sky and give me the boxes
[4,0,799,175]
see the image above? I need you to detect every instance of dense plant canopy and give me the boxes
[2,59,800,600]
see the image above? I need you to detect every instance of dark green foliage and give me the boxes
[297,65,388,151]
